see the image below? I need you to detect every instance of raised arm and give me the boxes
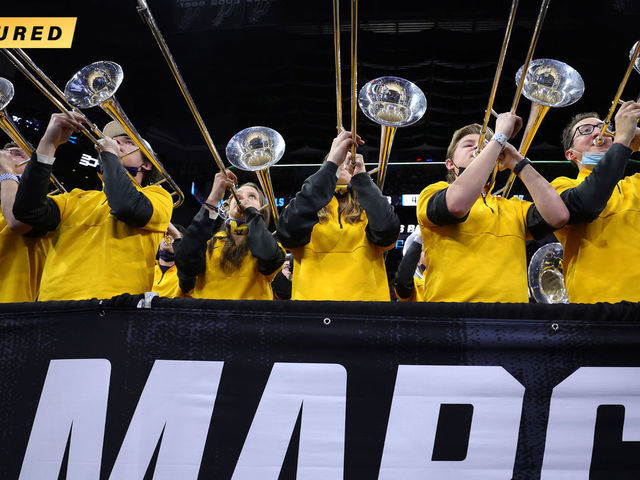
[498,143,569,233]
[346,153,400,247]
[13,113,85,231]
[0,151,29,233]
[277,130,362,248]
[445,112,522,218]
[96,136,156,228]
[246,206,285,275]
[560,101,640,224]
[174,171,234,292]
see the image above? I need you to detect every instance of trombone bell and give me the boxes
[65,61,124,109]
[358,76,426,127]
[225,126,285,225]
[516,59,584,108]
[528,242,569,304]
[358,76,426,191]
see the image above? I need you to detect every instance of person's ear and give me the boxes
[565,149,579,162]
[445,158,455,172]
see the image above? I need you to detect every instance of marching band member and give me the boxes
[551,101,640,303]
[417,113,569,302]
[152,222,184,298]
[0,143,49,302]
[13,113,173,301]
[393,227,426,302]
[276,130,400,301]
[174,171,285,300]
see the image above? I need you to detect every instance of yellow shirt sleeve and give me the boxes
[416,181,449,228]
[139,185,173,232]
[49,190,76,222]
[551,176,578,195]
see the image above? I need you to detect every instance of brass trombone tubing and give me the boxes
[256,168,279,224]
[3,50,184,207]
[593,41,640,146]
[1,49,101,145]
[491,0,551,196]
[499,102,550,197]
[333,0,343,133]
[100,97,185,207]
[0,108,66,194]
[510,0,551,114]
[350,0,358,164]
[376,125,397,190]
[476,0,519,156]
[136,0,241,208]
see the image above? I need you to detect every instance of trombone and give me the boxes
[136,0,242,209]
[483,0,550,193]
[592,41,640,147]
[0,77,66,194]
[358,77,426,192]
[225,126,285,225]
[1,49,184,207]
[499,58,584,197]
[528,242,568,304]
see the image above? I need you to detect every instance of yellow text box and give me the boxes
[0,18,77,48]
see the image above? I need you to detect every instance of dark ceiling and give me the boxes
[2,0,640,223]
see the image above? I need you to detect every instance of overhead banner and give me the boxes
[1,298,640,479]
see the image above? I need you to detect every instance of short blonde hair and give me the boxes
[445,123,494,183]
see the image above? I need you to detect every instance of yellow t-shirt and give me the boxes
[552,170,640,303]
[0,213,50,302]
[289,196,393,301]
[38,186,172,301]
[152,263,182,298]
[185,231,283,300]
[417,181,531,303]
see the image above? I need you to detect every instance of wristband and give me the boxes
[0,173,19,184]
[513,157,532,175]
[492,132,508,149]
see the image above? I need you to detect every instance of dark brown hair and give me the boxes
[560,112,601,153]
[208,182,270,274]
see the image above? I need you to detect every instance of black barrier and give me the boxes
[1,297,640,479]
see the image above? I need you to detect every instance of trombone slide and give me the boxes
[100,97,185,208]
[376,125,397,191]
[0,109,66,194]
[255,167,279,226]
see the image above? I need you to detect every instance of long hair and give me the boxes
[208,182,270,274]
[317,188,363,224]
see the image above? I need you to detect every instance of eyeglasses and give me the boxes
[570,122,605,145]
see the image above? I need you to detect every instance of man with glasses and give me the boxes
[551,100,640,302]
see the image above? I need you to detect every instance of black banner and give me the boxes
[1,298,640,479]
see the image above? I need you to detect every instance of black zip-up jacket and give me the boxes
[277,161,400,248]
[174,205,285,293]
[13,151,154,230]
